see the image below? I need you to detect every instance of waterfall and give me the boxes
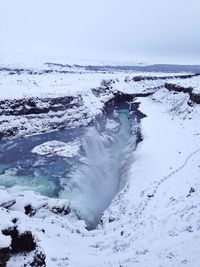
[0,108,137,229]
[60,109,135,229]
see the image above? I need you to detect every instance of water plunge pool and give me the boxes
[0,108,138,229]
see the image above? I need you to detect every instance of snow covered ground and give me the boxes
[0,65,200,266]
[32,140,80,158]
[0,65,196,140]
[0,68,185,100]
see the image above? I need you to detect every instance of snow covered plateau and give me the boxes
[0,63,200,267]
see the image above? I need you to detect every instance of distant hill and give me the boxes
[45,62,200,73]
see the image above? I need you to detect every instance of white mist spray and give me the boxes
[60,110,135,229]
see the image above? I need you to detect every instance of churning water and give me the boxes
[0,109,137,229]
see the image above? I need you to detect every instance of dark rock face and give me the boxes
[24,204,37,217]
[129,102,147,121]
[27,250,46,267]
[165,83,200,104]
[51,205,71,215]
[0,83,152,140]
[132,73,200,82]
[104,91,153,113]
[0,95,81,117]
[0,199,16,209]
[130,101,147,144]
[103,91,146,148]
[190,93,200,104]
[0,246,11,267]
[2,227,36,253]
[165,83,193,94]
[108,217,115,223]
[0,94,86,140]
[0,227,45,267]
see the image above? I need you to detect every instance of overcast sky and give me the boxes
[1,0,200,64]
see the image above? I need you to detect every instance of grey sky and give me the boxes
[1,0,200,64]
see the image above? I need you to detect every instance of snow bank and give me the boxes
[32,140,80,158]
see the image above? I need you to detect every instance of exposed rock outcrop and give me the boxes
[0,191,16,209]
[0,246,11,267]
[26,250,46,267]
[165,83,200,104]
[2,227,36,253]
[1,226,46,266]
[0,95,81,116]
[132,73,200,82]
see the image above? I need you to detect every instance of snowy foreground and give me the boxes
[0,65,200,266]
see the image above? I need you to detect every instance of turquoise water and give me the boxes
[0,109,135,228]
